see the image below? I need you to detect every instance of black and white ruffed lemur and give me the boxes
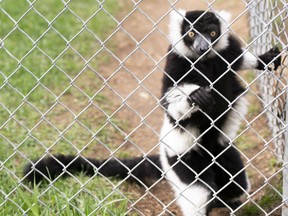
[24,10,281,215]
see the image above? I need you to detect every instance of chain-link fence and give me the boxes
[0,0,287,215]
[249,0,287,162]
[249,1,288,215]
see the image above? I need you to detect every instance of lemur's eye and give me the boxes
[210,31,217,37]
[188,31,195,38]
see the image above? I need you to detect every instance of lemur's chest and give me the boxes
[194,57,232,79]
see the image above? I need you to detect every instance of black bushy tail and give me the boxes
[23,154,162,185]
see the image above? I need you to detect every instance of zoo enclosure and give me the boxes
[0,0,288,215]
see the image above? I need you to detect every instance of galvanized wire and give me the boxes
[0,0,287,215]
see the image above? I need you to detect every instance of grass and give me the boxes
[238,176,283,216]
[0,0,133,215]
[235,87,283,215]
[1,174,133,216]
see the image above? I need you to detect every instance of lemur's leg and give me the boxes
[161,148,218,216]
[208,145,249,212]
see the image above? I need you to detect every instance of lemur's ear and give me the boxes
[168,9,195,57]
[169,9,186,25]
[168,9,186,37]
[212,11,231,52]
[216,11,231,25]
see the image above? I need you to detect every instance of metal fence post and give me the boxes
[283,105,288,215]
[249,0,288,214]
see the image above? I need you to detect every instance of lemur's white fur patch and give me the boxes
[169,9,196,58]
[168,9,231,58]
[240,49,258,70]
[160,115,200,157]
[213,10,231,52]
[160,140,210,215]
[165,84,200,120]
[218,96,248,145]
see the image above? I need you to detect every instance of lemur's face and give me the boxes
[169,10,231,59]
[182,11,221,56]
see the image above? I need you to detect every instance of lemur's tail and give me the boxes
[23,154,162,184]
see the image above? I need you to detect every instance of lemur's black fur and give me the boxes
[24,154,162,185]
[24,10,281,216]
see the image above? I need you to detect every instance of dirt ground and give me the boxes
[96,0,281,215]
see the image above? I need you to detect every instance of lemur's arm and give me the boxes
[162,84,199,121]
[162,47,281,122]
[162,84,214,121]
[240,47,281,71]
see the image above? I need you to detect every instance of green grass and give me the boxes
[235,88,283,215]
[238,177,282,216]
[1,173,133,215]
[0,0,132,215]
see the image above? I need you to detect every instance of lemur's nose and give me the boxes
[199,47,208,53]
[194,36,211,55]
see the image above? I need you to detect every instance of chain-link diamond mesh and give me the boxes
[0,0,287,215]
[249,1,288,215]
[249,0,287,162]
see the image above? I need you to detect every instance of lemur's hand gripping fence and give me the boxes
[0,0,287,215]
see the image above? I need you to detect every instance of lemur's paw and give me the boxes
[189,86,215,113]
[258,46,281,70]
